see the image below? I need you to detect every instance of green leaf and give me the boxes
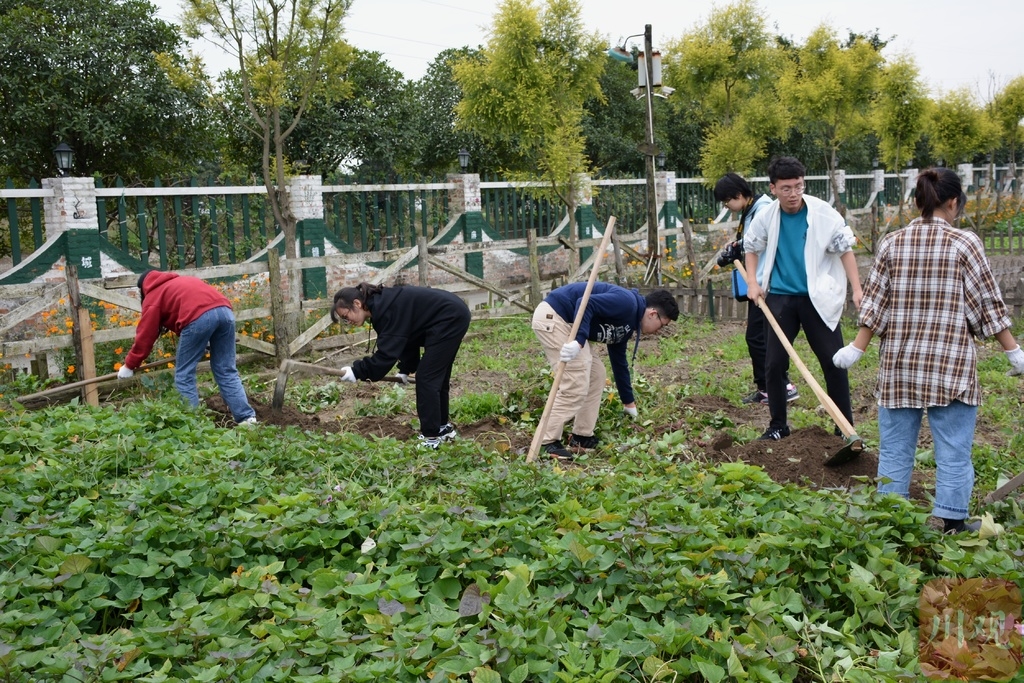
[508,663,529,683]
[59,555,92,576]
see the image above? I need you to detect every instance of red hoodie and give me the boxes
[124,272,232,370]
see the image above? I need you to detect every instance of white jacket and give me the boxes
[743,194,856,330]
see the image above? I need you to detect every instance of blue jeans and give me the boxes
[877,401,977,520]
[175,307,255,423]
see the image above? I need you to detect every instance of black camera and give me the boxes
[717,241,743,268]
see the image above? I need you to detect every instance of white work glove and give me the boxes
[832,344,864,369]
[117,365,134,379]
[396,373,410,384]
[560,340,582,362]
[623,404,638,418]
[340,366,357,383]
[1006,346,1024,376]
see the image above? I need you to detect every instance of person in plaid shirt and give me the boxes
[833,167,1024,534]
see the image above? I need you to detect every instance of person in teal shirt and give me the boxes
[743,157,863,441]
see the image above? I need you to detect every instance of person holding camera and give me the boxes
[714,173,798,406]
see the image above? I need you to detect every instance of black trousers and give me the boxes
[746,300,790,392]
[763,294,852,430]
[404,309,471,437]
[746,300,768,391]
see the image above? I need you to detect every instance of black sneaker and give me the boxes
[568,433,599,449]
[543,441,574,462]
[942,518,981,535]
[757,425,791,441]
[742,389,767,404]
[785,383,799,402]
[438,423,457,442]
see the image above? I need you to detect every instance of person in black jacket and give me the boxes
[533,282,679,461]
[331,283,471,449]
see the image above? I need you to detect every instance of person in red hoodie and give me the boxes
[118,271,257,425]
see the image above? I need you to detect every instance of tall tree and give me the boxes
[929,88,997,166]
[454,0,605,271]
[662,0,788,179]
[992,75,1024,167]
[182,0,352,262]
[873,55,928,172]
[873,54,927,222]
[777,25,884,212]
[0,0,213,181]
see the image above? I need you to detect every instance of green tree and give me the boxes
[293,49,419,180]
[873,55,927,172]
[412,48,505,177]
[873,54,927,224]
[992,75,1024,167]
[183,0,353,263]
[0,0,213,181]
[453,0,605,271]
[582,57,648,175]
[662,0,788,179]
[929,88,997,165]
[777,25,884,212]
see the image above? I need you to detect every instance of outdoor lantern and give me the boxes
[458,148,470,172]
[656,152,667,170]
[872,158,878,169]
[53,142,73,177]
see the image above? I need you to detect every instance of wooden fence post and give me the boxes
[267,249,290,364]
[527,228,541,307]
[417,236,429,286]
[64,264,99,406]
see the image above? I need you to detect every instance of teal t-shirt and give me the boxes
[769,204,809,295]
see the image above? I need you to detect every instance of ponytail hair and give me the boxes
[915,168,967,219]
[331,282,383,323]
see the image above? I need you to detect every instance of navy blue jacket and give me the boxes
[544,282,646,405]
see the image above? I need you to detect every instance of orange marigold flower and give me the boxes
[114,362,123,370]
[167,363,174,369]
[115,347,123,355]
[67,365,75,373]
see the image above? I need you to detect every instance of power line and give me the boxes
[345,28,451,50]
[418,0,490,17]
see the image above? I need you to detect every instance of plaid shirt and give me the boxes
[858,216,1011,408]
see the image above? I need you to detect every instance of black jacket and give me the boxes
[351,286,470,381]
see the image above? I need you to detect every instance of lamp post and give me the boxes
[458,148,470,173]
[53,142,73,177]
[656,152,667,170]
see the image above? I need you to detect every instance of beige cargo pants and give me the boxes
[531,301,605,444]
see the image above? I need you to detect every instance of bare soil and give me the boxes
[204,353,929,500]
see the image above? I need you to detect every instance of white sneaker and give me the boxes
[438,423,457,442]
[238,416,258,427]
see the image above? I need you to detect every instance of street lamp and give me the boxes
[458,148,470,173]
[657,152,667,170]
[53,142,73,177]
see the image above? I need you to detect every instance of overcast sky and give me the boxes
[155,0,1023,98]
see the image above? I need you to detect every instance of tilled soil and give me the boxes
[205,385,925,498]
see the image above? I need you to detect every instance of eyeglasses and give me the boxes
[774,182,804,197]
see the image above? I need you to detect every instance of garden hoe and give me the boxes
[271,359,413,412]
[15,358,175,407]
[734,261,864,466]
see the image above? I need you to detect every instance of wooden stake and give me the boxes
[65,264,99,406]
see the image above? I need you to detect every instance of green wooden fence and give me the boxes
[3,170,1022,270]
